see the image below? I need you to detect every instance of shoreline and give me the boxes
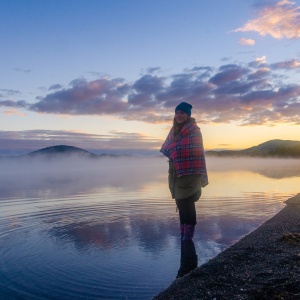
[154,193,300,299]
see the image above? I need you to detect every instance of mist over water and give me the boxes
[0,155,166,198]
[0,156,299,299]
[207,156,300,178]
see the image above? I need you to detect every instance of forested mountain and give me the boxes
[206,140,300,158]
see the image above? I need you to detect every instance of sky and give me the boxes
[1,0,300,155]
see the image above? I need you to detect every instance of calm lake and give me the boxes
[0,156,299,299]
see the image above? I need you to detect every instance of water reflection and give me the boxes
[197,214,259,245]
[46,216,177,254]
[176,240,198,278]
[47,221,132,251]
[43,208,260,256]
[0,156,299,299]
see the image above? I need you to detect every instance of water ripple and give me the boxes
[1,157,299,299]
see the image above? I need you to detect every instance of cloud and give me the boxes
[146,67,161,73]
[128,74,165,106]
[0,89,21,96]
[270,58,300,69]
[30,78,130,115]
[248,56,267,68]
[3,110,25,116]
[235,0,300,39]
[13,68,31,73]
[48,84,63,90]
[1,56,300,126]
[239,38,255,46]
[0,100,28,108]
[209,64,250,85]
[247,68,270,80]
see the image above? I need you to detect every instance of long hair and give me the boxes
[172,116,190,138]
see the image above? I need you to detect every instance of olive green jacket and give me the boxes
[168,161,202,200]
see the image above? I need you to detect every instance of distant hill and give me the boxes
[0,145,102,160]
[0,145,138,160]
[27,145,98,158]
[206,139,300,158]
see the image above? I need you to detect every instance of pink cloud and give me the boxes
[3,110,25,116]
[271,58,300,69]
[239,37,255,46]
[235,0,300,39]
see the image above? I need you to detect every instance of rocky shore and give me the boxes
[154,194,300,300]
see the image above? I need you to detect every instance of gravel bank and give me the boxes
[154,194,300,300]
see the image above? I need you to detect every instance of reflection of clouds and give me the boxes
[48,221,131,251]
[198,216,258,246]
[46,215,178,254]
[194,215,263,265]
[45,209,262,258]
[0,157,166,199]
[130,217,176,254]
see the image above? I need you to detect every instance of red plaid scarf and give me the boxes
[160,119,208,187]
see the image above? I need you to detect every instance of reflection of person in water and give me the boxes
[176,240,198,278]
[160,102,208,240]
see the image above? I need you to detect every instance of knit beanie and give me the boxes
[175,102,192,116]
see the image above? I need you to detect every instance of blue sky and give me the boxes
[1,0,300,155]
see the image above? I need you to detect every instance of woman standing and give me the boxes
[160,102,208,240]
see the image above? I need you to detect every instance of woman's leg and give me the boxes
[176,198,196,225]
[176,197,197,240]
[176,199,185,239]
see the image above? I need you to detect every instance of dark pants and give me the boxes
[175,191,200,226]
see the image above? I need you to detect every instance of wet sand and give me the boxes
[154,193,300,300]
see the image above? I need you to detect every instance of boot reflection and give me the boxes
[176,239,198,278]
